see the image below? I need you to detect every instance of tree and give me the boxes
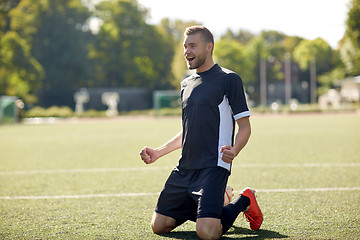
[0,0,43,103]
[293,38,339,98]
[10,0,93,107]
[242,36,266,104]
[347,0,360,47]
[340,37,360,75]
[0,31,44,103]
[214,39,254,86]
[221,28,255,45]
[339,0,360,76]
[89,0,174,92]
[318,68,345,95]
[0,0,21,36]
[248,32,287,85]
[260,30,286,45]
[293,38,336,75]
[283,36,303,53]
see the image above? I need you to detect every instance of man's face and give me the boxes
[183,33,208,70]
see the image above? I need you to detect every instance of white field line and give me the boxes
[0,166,172,175]
[1,163,360,176]
[242,187,360,193]
[0,192,160,200]
[1,187,360,200]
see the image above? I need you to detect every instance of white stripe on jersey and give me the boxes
[217,96,251,171]
[234,111,251,120]
[217,96,233,171]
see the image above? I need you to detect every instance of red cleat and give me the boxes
[240,188,263,230]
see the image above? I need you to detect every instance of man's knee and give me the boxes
[151,221,170,234]
[196,218,222,240]
[151,212,176,234]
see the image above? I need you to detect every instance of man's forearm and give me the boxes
[234,117,251,157]
[155,130,183,157]
[233,128,251,157]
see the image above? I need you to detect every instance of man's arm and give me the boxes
[220,116,251,163]
[140,130,183,164]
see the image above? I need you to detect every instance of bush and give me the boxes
[77,109,106,118]
[25,106,74,118]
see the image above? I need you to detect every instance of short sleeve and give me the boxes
[224,73,250,120]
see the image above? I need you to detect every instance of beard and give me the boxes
[187,52,207,70]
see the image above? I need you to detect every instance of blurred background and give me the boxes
[0,0,359,122]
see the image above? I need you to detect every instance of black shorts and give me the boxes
[155,167,229,222]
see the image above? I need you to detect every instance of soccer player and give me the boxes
[140,26,263,240]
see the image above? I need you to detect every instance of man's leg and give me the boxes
[151,212,177,234]
[221,194,250,234]
[221,188,263,234]
[196,217,222,240]
[195,195,250,239]
[193,167,229,239]
[152,168,193,234]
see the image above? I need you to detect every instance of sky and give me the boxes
[136,0,351,48]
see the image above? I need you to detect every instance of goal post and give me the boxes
[153,90,181,116]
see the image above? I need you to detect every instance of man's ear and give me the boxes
[207,42,214,53]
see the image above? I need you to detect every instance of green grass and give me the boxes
[0,114,359,239]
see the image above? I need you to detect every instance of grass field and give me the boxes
[0,113,359,239]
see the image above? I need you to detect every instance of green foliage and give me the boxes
[346,0,360,47]
[24,106,74,118]
[340,36,360,75]
[9,0,93,107]
[260,30,286,45]
[23,106,183,118]
[293,38,336,74]
[318,68,346,95]
[8,0,44,39]
[221,28,255,45]
[77,109,107,118]
[89,0,174,91]
[214,39,255,85]
[24,106,112,118]
[339,0,360,76]
[283,36,304,53]
[241,36,266,90]
[0,31,44,103]
[0,0,21,36]
[171,40,188,89]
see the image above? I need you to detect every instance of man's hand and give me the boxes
[139,147,159,164]
[220,145,236,163]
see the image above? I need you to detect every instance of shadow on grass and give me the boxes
[223,226,288,239]
[159,226,288,239]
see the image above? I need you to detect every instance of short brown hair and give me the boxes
[184,26,214,45]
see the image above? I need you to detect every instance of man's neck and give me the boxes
[196,59,215,73]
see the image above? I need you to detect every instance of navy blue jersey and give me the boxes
[179,64,250,171]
